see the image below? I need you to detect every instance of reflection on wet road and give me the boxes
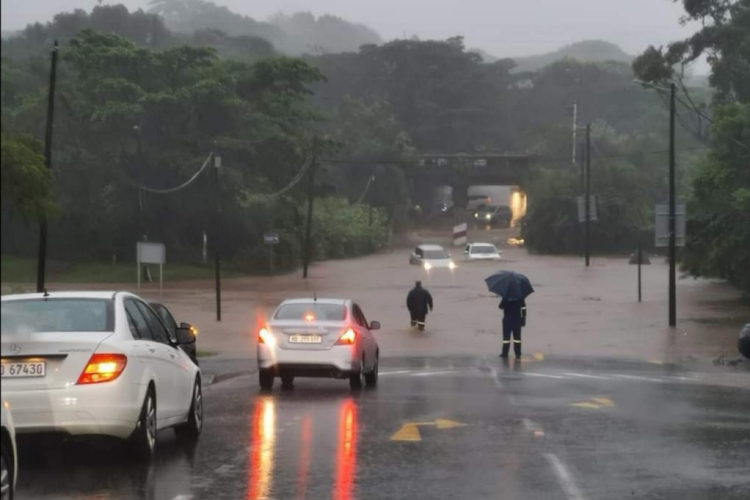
[15,356,750,500]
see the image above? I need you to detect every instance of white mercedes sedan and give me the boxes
[257,298,380,391]
[0,291,203,458]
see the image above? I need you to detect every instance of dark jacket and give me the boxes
[407,287,434,315]
[500,298,526,326]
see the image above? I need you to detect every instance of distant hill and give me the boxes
[511,40,634,73]
[469,47,499,63]
[149,1,382,55]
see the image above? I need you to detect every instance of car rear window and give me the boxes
[1,299,114,335]
[472,245,497,254]
[423,249,449,259]
[274,303,347,321]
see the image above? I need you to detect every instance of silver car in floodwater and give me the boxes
[256,299,380,391]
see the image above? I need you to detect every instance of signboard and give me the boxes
[655,203,686,248]
[577,195,598,223]
[263,233,280,245]
[137,242,165,264]
[453,223,467,246]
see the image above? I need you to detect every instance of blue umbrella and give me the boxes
[485,271,534,300]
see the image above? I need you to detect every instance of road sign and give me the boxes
[263,233,280,245]
[390,419,467,442]
[655,203,686,247]
[577,195,598,223]
[136,242,165,296]
[453,223,467,246]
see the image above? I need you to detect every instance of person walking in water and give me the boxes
[499,298,526,358]
[407,281,433,331]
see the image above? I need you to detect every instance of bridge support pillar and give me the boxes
[451,183,468,209]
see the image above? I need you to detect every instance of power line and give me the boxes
[251,154,313,199]
[355,174,375,204]
[136,153,213,194]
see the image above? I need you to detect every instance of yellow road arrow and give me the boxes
[570,396,614,409]
[390,419,468,442]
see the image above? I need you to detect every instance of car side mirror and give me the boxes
[370,321,381,330]
[176,327,196,346]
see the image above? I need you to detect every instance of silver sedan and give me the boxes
[257,298,380,390]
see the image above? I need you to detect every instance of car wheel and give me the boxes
[365,353,379,388]
[349,355,365,391]
[1,442,13,500]
[259,370,274,391]
[128,388,157,459]
[280,375,294,389]
[175,377,203,441]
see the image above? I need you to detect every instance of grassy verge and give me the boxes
[1,255,244,284]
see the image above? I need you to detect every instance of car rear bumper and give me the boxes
[257,344,360,377]
[3,380,143,440]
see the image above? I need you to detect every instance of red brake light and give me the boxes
[304,313,316,322]
[336,328,357,345]
[77,354,127,385]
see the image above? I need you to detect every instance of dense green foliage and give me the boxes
[633,0,750,294]
[1,125,54,219]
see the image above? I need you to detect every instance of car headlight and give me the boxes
[448,261,456,270]
[485,214,491,220]
[424,262,432,271]
[474,213,478,218]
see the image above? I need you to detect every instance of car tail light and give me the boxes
[77,354,127,385]
[336,328,357,345]
[258,327,276,346]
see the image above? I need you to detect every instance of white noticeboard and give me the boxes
[453,223,468,246]
[137,242,166,296]
[655,203,686,248]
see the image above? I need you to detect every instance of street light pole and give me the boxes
[571,101,578,164]
[668,83,677,327]
[36,41,59,293]
[303,138,318,279]
[585,123,591,268]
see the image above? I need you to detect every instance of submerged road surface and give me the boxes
[16,356,750,500]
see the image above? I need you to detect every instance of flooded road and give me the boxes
[17,356,750,500]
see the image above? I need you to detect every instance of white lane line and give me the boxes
[411,369,479,377]
[544,453,586,500]
[171,495,194,500]
[489,366,504,389]
[519,372,567,380]
[379,370,420,376]
[613,374,665,383]
[561,372,611,380]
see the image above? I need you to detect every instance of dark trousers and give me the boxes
[410,311,426,330]
[502,322,522,357]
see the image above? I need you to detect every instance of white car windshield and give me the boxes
[472,246,497,254]
[1,299,113,334]
[274,303,347,321]
[423,249,449,259]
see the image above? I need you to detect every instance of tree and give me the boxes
[1,125,54,219]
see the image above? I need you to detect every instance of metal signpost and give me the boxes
[137,242,166,297]
[655,203,686,248]
[453,223,468,246]
[576,195,598,223]
[264,233,280,274]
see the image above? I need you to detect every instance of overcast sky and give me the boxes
[2,0,698,58]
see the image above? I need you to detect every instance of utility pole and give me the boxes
[571,101,578,164]
[579,142,585,193]
[668,83,677,327]
[36,41,59,293]
[585,123,591,267]
[302,138,318,279]
[213,144,222,322]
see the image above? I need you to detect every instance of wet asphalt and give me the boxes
[14,355,750,500]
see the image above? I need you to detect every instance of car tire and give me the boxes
[127,388,157,459]
[280,375,294,389]
[259,370,274,391]
[1,440,13,500]
[175,377,203,442]
[365,353,379,388]
[349,355,365,391]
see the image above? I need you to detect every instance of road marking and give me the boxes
[390,419,468,442]
[489,366,504,389]
[411,369,478,377]
[613,374,665,383]
[532,353,545,361]
[171,495,194,500]
[545,453,586,500]
[561,372,610,380]
[570,396,614,409]
[519,372,567,380]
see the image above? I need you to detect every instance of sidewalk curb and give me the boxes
[207,369,257,386]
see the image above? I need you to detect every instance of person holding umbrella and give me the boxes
[484,271,534,359]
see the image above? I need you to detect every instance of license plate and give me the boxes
[1,361,47,378]
[289,335,322,344]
